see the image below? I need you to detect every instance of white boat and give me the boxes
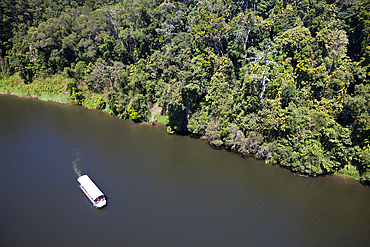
[77,175,106,208]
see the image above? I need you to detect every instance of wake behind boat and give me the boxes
[77,175,106,208]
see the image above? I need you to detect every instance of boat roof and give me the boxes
[77,175,104,199]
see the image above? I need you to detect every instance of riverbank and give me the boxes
[0,75,72,104]
[0,74,363,184]
[0,74,170,123]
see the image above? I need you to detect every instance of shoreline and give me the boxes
[0,91,72,104]
[0,91,365,186]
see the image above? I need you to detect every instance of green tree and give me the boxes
[191,9,228,55]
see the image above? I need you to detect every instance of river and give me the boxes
[1,95,370,246]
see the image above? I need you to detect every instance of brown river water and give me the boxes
[1,95,370,246]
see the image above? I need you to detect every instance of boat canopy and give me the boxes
[77,175,104,199]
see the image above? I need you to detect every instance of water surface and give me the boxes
[1,95,370,246]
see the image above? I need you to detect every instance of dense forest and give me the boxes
[1,0,370,181]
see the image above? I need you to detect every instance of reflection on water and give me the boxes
[0,95,370,247]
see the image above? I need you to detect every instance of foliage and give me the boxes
[94,96,107,110]
[67,81,85,105]
[0,74,71,102]
[335,165,361,181]
[2,0,370,181]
